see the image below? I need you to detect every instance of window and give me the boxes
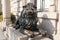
[37,0,51,12]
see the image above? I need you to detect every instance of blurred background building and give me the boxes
[0,0,2,12]
[0,0,60,40]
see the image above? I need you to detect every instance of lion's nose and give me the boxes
[28,10,33,14]
[29,12,32,13]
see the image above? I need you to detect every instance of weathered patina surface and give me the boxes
[13,3,39,37]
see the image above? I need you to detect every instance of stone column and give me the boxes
[1,0,11,30]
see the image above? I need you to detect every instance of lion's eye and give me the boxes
[31,9,33,10]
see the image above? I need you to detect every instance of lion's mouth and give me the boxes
[27,10,33,14]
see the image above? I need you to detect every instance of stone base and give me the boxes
[28,35,51,40]
[6,27,28,40]
[28,35,42,40]
[6,27,52,40]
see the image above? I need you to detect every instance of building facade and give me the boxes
[0,0,2,12]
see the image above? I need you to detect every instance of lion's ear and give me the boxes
[33,6,37,9]
[23,6,26,8]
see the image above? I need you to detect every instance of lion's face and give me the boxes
[23,3,36,15]
[26,7,34,15]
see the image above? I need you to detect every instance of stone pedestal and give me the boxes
[6,26,53,40]
[28,35,42,40]
[6,27,28,40]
